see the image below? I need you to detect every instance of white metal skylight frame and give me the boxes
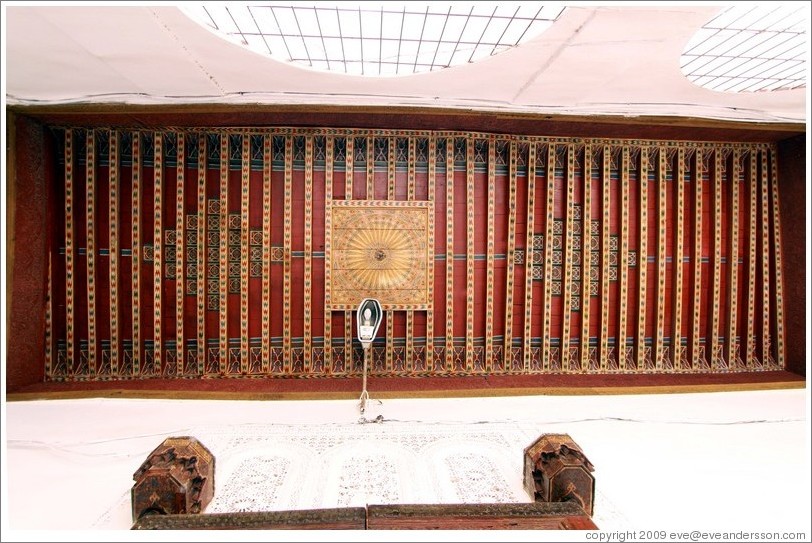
[181,2,566,77]
[681,4,808,93]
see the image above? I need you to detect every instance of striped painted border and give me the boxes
[366,135,374,200]
[241,134,251,373]
[344,136,354,373]
[636,147,649,370]
[153,132,163,374]
[579,145,592,370]
[485,137,496,373]
[769,146,786,368]
[425,136,436,371]
[542,143,556,372]
[445,137,454,371]
[46,252,53,376]
[303,136,313,372]
[600,146,612,370]
[405,136,416,372]
[175,132,185,372]
[504,141,519,371]
[726,148,741,368]
[560,144,575,372]
[131,132,141,375]
[283,136,293,373]
[109,130,120,374]
[617,146,630,370]
[655,145,668,370]
[86,129,98,374]
[690,150,705,369]
[65,129,75,373]
[196,134,207,374]
[218,134,228,374]
[386,139,396,372]
[745,149,758,368]
[672,147,686,369]
[760,149,771,365]
[524,143,538,371]
[465,136,475,371]
[323,136,333,372]
[710,149,723,369]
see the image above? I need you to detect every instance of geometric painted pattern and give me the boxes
[47,127,786,381]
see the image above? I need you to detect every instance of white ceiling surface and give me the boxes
[4,4,808,124]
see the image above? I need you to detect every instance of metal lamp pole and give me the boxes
[356,298,382,415]
[359,345,370,414]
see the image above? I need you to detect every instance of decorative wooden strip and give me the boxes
[579,145,591,369]
[366,135,374,200]
[745,148,757,368]
[64,129,75,373]
[109,130,120,374]
[323,136,333,372]
[386,137,394,372]
[283,135,293,373]
[672,147,686,369]
[710,148,723,370]
[617,147,630,370]
[485,137,496,373]
[655,145,667,370]
[760,148,770,366]
[219,134,229,374]
[524,143,537,371]
[386,310,394,372]
[388,136,396,201]
[725,148,741,368]
[303,136,313,372]
[445,138,455,371]
[405,136,416,370]
[542,143,556,372]
[344,136,354,367]
[408,137,416,201]
[175,132,185,371]
[560,144,575,372]
[504,141,519,370]
[345,305,353,374]
[425,136,436,371]
[345,136,354,200]
[636,147,649,370]
[153,132,163,374]
[769,146,786,368]
[241,134,251,373]
[45,252,53,376]
[131,131,141,375]
[86,129,98,374]
[691,149,704,369]
[465,136,475,371]
[196,134,206,374]
[599,146,611,370]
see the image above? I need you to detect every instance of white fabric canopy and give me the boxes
[3,4,807,124]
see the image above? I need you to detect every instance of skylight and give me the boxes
[681,4,808,93]
[181,2,566,77]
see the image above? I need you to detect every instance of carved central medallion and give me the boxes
[326,201,432,310]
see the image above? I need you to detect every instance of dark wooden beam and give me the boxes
[8,104,804,143]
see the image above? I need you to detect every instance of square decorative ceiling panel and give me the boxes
[327,201,432,310]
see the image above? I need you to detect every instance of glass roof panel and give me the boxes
[181,2,565,77]
[681,4,808,93]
